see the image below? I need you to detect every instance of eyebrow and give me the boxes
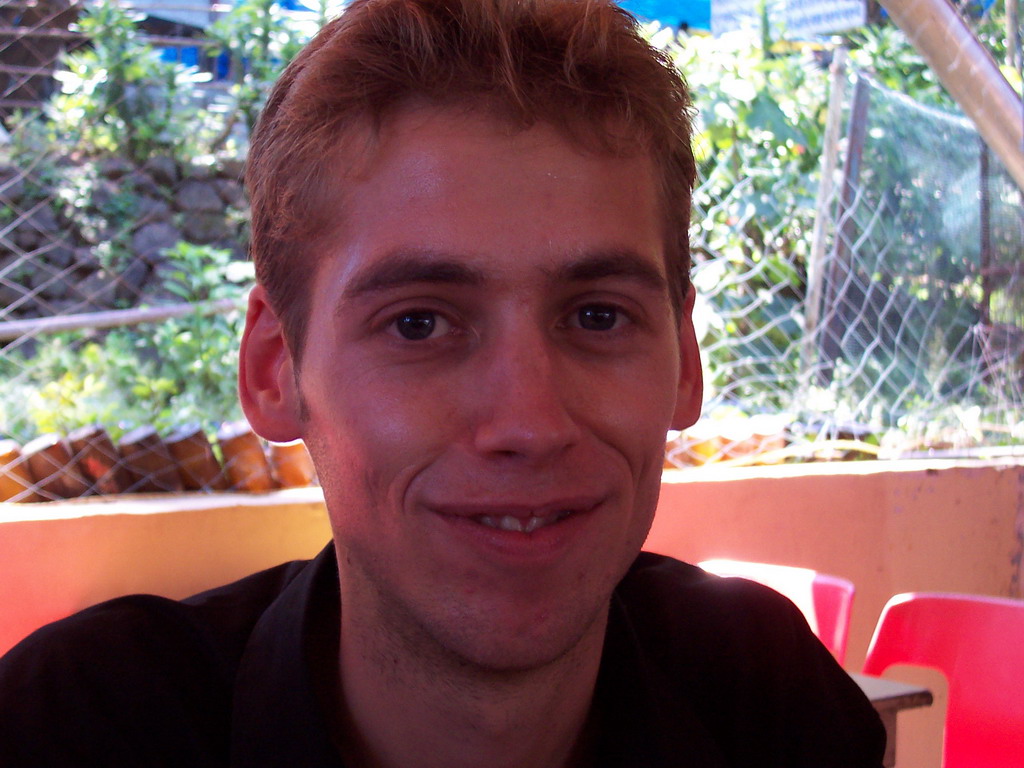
[341,250,486,299]
[339,247,668,303]
[553,250,669,294]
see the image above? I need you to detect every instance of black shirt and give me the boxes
[0,547,885,766]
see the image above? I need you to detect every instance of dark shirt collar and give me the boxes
[230,545,343,767]
[227,546,727,768]
[595,588,730,767]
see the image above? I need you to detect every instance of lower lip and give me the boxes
[434,505,598,562]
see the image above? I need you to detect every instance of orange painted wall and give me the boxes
[1,460,1020,767]
[0,488,332,656]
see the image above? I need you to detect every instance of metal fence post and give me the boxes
[817,74,870,385]
[802,47,849,382]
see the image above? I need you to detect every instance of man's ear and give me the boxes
[238,285,304,443]
[671,283,703,430]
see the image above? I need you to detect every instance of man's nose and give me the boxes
[469,330,582,460]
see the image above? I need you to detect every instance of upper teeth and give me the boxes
[477,510,571,533]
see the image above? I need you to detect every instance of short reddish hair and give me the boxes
[247,0,696,361]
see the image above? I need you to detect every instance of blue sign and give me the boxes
[617,1,712,31]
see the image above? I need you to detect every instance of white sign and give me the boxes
[711,0,780,36]
[712,0,865,38]
[786,0,866,37]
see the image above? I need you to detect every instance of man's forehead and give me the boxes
[327,100,657,185]
[305,103,671,307]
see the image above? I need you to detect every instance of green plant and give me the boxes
[651,27,828,409]
[161,241,254,302]
[0,244,252,443]
[206,0,315,150]
[0,320,245,442]
[845,25,953,109]
[50,0,210,164]
[3,112,63,204]
[129,243,252,432]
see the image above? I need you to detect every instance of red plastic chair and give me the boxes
[863,592,1024,768]
[699,558,855,664]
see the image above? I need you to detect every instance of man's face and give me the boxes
[244,107,700,672]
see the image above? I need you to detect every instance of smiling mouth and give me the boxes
[473,509,576,533]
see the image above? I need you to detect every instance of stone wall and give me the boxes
[0,153,248,320]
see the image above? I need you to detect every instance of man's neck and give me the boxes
[334,605,608,768]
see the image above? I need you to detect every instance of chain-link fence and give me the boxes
[670,59,1023,466]
[810,75,1022,444]
[0,0,310,500]
[1,2,1022,500]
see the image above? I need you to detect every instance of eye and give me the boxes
[575,304,625,332]
[390,311,452,341]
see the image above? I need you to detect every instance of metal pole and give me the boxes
[802,47,849,377]
[979,139,992,328]
[0,297,244,342]
[818,75,871,384]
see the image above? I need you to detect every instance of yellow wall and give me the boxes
[1,460,1021,767]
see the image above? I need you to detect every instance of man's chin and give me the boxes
[415,597,612,679]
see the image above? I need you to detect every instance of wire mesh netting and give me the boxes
[809,77,1023,446]
[675,69,1019,462]
[0,0,321,499]
[671,63,1024,466]
[1,2,1023,500]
